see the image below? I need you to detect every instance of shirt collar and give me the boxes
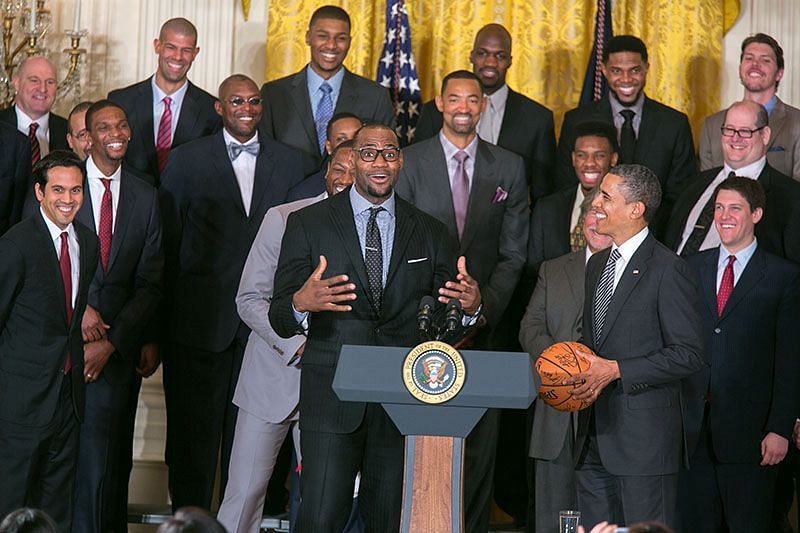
[719,237,758,268]
[723,156,766,180]
[612,226,649,264]
[86,155,122,180]
[39,207,75,242]
[15,105,49,134]
[306,64,345,96]
[151,75,189,107]
[609,92,645,117]
[485,84,509,110]
[223,129,259,147]
[438,130,479,161]
[349,185,396,218]
[764,95,778,115]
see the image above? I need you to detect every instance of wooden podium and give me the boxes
[333,343,538,533]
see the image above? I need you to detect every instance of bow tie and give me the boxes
[228,142,259,160]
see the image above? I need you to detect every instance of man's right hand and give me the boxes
[292,255,357,313]
[82,305,110,342]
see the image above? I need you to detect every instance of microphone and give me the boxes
[444,299,463,334]
[417,296,435,341]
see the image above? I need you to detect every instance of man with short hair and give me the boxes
[556,35,696,231]
[699,33,800,181]
[680,176,800,532]
[66,101,93,161]
[260,5,394,177]
[415,23,555,201]
[108,17,221,184]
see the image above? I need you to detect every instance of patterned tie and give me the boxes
[315,82,334,153]
[570,213,587,252]
[98,178,113,272]
[717,255,735,317]
[682,171,737,257]
[365,207,384,312]
[593,248,621,343]
[28,122,41,165]
[59,232,73,373]
[156,96,173,173]
[452,150,470,239]
[619,109,636,164]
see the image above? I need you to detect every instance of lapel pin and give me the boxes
[632,269,640,275]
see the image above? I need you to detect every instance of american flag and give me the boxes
[579,0,613,105]
[376,0,421,146]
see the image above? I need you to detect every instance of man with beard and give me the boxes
[159,75,304,511]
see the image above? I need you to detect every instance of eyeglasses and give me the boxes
[355,147,400,162]
[720,125,766,138]
[226,96,262,107]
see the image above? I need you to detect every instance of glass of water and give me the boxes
[559,510,581,533]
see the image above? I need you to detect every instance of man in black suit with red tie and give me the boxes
[0,151,98,531]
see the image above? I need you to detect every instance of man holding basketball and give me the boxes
[565,164,705,528]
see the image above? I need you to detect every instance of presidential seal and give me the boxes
[402,341,466,404]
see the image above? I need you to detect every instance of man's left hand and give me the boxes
[761,432,789,466]
[438,256,482,315]
[564,349,620,405]
[83,338,115,383]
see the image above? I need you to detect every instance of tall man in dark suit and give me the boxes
[564,164,705,528]
[259,5,394,177]
[679,177,800,532]
[414,23,556,202]
[396,70,528,533]
[663,100,800,264]
[70,100,163,533]
[0,151,98,531]
[556,36,696,231]
[269,123,481,532]
[0,122,30,235]
[108,17,221,185]
[159,74,304,510]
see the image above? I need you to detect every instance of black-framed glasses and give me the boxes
[227,96,262,107]
[720,125,766,138]
[355,147,400,162]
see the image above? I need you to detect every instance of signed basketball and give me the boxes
[535,341,593,412]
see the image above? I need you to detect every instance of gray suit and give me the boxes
[520,250,585,533]
[217,194,324,533]
[699,97,800,181]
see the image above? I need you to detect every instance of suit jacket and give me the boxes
[0,213,98,427]
[76,165,163,384]
[527,185,577,277]
[556,95,696,231]
[0,122,30,234]
[683,247,800,464]
[286,167,326,202]
[259,67,394,176]
[233,193,325,423]
[414,88,556,201]
[662,163,800,264]
[0,105,69,152]
[396,136,528,328]
[159,131,304,352]
[108,78,221,185]
[699,97,800,181]
[578,232,706,476]
[269,189,457,433]
[520,250,585,460]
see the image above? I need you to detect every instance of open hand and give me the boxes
[292,255,357,313]
[438,256,482,315]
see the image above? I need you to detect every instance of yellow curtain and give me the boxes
[265,0,740,141]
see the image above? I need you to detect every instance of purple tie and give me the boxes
[452,150,469,239]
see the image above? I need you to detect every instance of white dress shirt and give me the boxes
[477,84,508,145]
[609,226,649,290]
[41,208,80,306]
[86,156,122,233]
[15,106,51,156]
[151,76,189,143]
[224,129,258,216]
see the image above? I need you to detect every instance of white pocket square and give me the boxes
[407,257,428,264]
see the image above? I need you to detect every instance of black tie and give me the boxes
[365,207,384,312]
[681,171,737,257]
[619,109,636,163]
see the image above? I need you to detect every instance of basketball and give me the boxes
[535,341,594,412]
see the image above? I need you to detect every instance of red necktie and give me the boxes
[60,232,73,373]
[28,122,41,165]
[717,255,735,317]
[98,178,113,271]
[156,96,173,173]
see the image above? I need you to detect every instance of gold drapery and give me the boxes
[265,1,740,140]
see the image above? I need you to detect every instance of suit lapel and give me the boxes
[767,99,787,150]
[210,132,248,217]
[718,248,765,322]
[335,70,359,114]
[422,140,459,239]
[33,214,70,325]
[633,97,657,162]
[496,90,521,147]
[135,81,156,159]
[329,191,371,303]
[385,198,416,289]
[76,180,95,232]
[173,82,203,146]
[289,70,319,150]
[461,141,496,252]
[565,251,585,308]
[107,170,136,271]
[698,251,719,320]
[249,137,275,220]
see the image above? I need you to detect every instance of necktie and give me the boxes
[682,171,737,257]
[365,207,384,313]
[98,178,113,272]
[478,100,496,144]
[717,255,735,316]
[593,248,621,343]
[228,142,260,160]
[619,109,636,164]
[28,122,41,166]
[452,150,470,239]
[59,231,73,373]
[570,212,587,253]
[156,96,173,173]
[315,82,334,153]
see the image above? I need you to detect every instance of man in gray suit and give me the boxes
[519,195,612,533]
[699,33,800,181]
[259,5,393,177]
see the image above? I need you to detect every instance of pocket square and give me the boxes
[768,145,786,152]
[407,257,428,264]
[492,186,508,204]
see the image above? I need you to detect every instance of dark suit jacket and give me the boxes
[0,105,69,152]
[662,163,800,264]
[260,67,394,176]
[159,131,304,352]
[0,122,31,234]
[578,232,706,476]
[269,189,457,433]
[556,95,696,230]
[76,166,163,384]
[683,247,800,464]
[396,136,528,328]
[414,88,556,201]
[0,213,98,427]
[108,78,221,185]
[286,167,326,201]
[528,185,577,276]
